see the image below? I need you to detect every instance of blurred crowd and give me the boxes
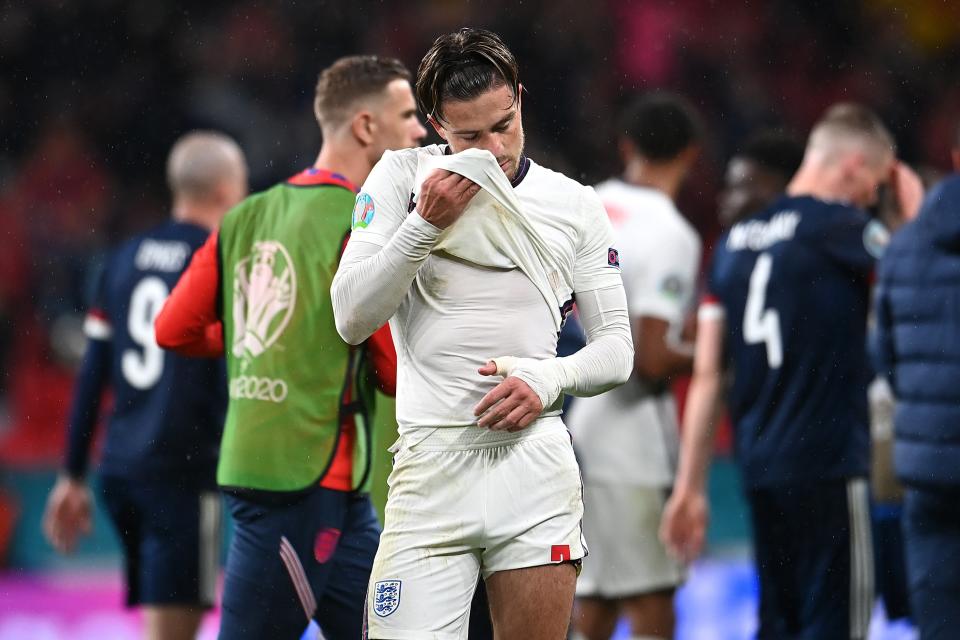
[1,0,959,465]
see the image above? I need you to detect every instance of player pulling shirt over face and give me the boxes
[332,143,632,636]
[341,145,626,431]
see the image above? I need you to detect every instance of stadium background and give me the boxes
[1,1,958,637]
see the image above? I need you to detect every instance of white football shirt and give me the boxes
[352,145,622,432]
[567,179,701,486]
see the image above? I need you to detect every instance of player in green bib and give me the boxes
[156,56,426,639]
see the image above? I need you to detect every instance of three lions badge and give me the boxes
[373,580,401,617]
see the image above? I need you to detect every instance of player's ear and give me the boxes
[838,151,864,181]
[952,148,960,173]
[352,111,375,147]
[427,115,447,142]
[680,144,701,168]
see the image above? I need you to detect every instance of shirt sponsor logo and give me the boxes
[352,193,375,230]
[373,580,401,617]
[607,247,620,268]
[232,240,296,370]
[726,211,800,252]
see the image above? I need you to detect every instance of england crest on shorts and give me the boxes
[373,580,401,617]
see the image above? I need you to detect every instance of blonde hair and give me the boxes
[806,103,895,168]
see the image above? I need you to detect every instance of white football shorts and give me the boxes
[575,482,684,599]
[365,417,586,639]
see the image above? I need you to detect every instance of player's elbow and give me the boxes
[153,309,179,350]
[331,278,373,346]
[335,316,367,346]
[331,299,368,346]
[611,335,634,386]
[153,305,200,354]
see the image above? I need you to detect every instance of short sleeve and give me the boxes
[698,248,727,322]
[574,186,624,293]
[821,205,886,277]
[621,218,701,324]
[349,149,417,248]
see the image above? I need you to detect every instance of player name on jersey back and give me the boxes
[134,239,191,272]
[726,210,801,252]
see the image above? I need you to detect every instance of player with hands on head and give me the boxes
[660,103,922,640]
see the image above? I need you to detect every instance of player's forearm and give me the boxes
[503,285,632,409]
[332,213,442,345]
[64,339,111,479]
[673,369,723,495]
[556,328,634,397]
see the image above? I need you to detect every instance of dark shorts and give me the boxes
[100,475,221,608]
[872,502,911,621]
[219,487,381,640]
[747,477,874,640]
[903,487,960,640]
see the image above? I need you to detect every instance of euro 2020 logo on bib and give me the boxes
[373,580,401,617]
[352,193,375,230]
[232,240,296,363]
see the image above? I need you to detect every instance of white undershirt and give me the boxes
[332,147,632,432]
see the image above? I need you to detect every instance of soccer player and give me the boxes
[42,131,248,640]
[154,56,424,640]
[331,28,633,639]
[660,103,922,639]
[872,127,960,639]
[567,91,703,640]
[719,129,804,228]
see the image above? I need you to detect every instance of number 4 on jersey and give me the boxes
[743,253,783,369]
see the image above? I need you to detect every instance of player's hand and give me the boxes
[659,488,709,563]
[42,475,93,555]
[474,360,544,432]
[889,160,924,224]
[415,169,481,230]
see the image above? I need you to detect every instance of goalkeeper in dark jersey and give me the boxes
[156,57,426,639]
[43,131,248,640]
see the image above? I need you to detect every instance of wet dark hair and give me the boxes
[619,91,703,162]
[314,55,411,130]
[737,129,804,182]
[416,28,520,124]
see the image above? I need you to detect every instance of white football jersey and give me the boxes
[567,179,701,486]
[352,145,622,432]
